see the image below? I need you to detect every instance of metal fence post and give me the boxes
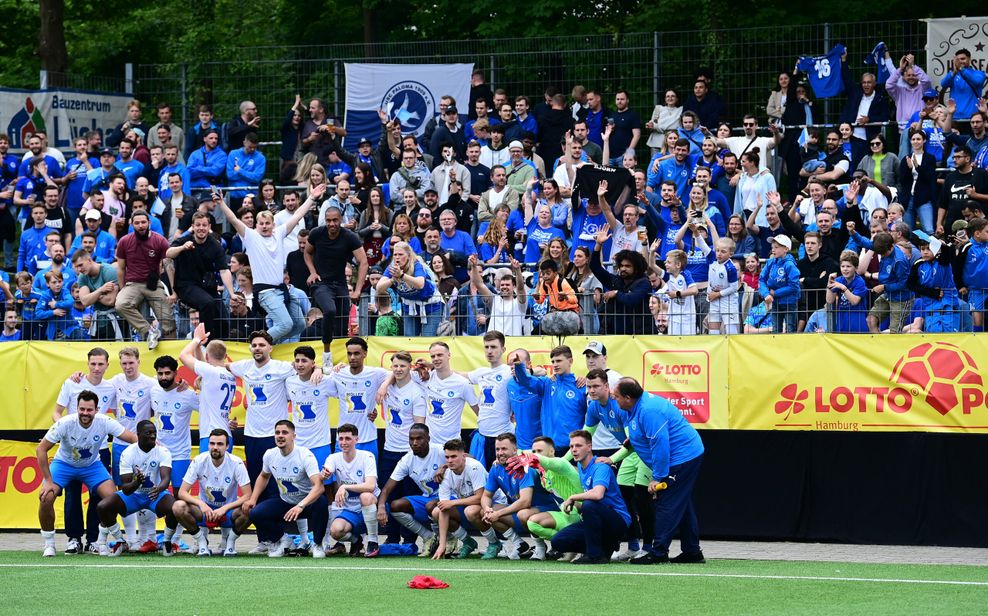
[334,61,342,118]
[490,55,496,88]
[180,63,189,135]
[653,31,661,107]
[39,70,48,89]
[823,22,831,124]
[125,63,134,94]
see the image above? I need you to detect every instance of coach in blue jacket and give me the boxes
[614,378,705,565]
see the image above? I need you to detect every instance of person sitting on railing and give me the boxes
[377,241,444,337]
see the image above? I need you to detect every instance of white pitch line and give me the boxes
[2,562,987,587]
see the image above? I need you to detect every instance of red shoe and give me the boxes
[138,540,159,554]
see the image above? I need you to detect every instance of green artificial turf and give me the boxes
[0,551,985,615]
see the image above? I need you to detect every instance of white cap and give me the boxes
[583,341,607,356]
[508,140,524,151]
[84,209,102,221]
[770,234,792,250]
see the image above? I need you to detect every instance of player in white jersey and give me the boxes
[582,341,624,454]
[327,337,388,458]
[151,354,199,552]
[180,324,238,454]
[703,237,740,334]
[374,351,427,543]
[432,438,487,559]
[463,331,515,469]
[411,342,480,447]
[53,347,117,554]
[37,390,136,557]
[244,420,328,558]
[659,249,698,335]
[286,346,333,475]
[95,421,179,556]
[228,330,323,499]
[322,423,381,557]
[375,423,444,552]
[173,429,253,557]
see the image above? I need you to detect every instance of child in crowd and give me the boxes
[14,271,41,340]
[35,270,76,340]
[704,237,740,335]
[799,128,825,175]
[373,292,400,336]
[758,235,801,333]
[658,249,697,335]
[827,250,869,333]
[907,233,959,333]
[68,283,94,340]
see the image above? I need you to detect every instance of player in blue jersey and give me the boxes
[467,432,559,559]
[506,348,541,451]
[614,378,706,565]
[376,423,446,555]
[95,421,179,557]
[550,430,631,564]
[173,429,253,557]
[37,391,137,557]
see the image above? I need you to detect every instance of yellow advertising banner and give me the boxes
[2,336,729,432]
[729,334,988,432]
[0,440,245,529]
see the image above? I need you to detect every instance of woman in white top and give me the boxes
[646,89,683,156]
[733,148,777,227]
[466,254,528,336]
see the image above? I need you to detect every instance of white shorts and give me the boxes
[707,294,740,325]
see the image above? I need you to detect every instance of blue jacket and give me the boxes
[941,67,988,120]
[187,146,229,188]
[759,253,801,305]
[226,149,266,198]
[35,286,74,339]
[625,392,704,480]
[33,267,77,294]
[963,239,988,289]
[508,376,542,450]
[68,230,116,264]
[18,225,49,273]
[513,363,586,449]
[157,163,191,200]
[878,245,914,302]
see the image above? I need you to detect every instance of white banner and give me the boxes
[0,87,134,152]
[343,63,473,149]
[926,16,988,81]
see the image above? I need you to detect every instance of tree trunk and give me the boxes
[38,0,69,87]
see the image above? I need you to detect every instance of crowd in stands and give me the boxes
[2,44,988,343]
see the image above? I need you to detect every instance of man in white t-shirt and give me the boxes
[412,341,480,446]
[326,337,388,459]
[375,423,444,553]
[37,390,136,557]
[218,183,323,343]
[95,420,179,557]
[174,429,253,557]
[712,114,782,172]
[460,331,515,468]
[179,323,238,454]
[431,438,487,559]
[244,420,328,558]
[322,423,381,557]
[52,347,117,554]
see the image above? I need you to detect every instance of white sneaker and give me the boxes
[559,552,579,562]
[98,543,110,557]
[146,326,161,350]
[268,537,290,558]
[505,542,521,560]
[42,545,56,557]
[312,544,326,559]
[108,542,128,557]
[64,538,80,554]
[248,541,273,555]
[222,540,237,557]
[530,543,547,561]
[632,548,650,560]
[611,547,632,562]
[197,538,210,557]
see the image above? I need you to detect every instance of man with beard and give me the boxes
[165,211,234,341]
[32,242,75,293]
[150,354,199,553]
[800,129,850,183]
[113,209,175,349]
[589,220,651,334]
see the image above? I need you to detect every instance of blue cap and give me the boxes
[922,88,938,99]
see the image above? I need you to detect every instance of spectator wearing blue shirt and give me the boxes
[113,139,145,189]
[759,234,801,333]
[35,270,80,340]
[17,135,63,180]
[226,133,266,204]
[156,145,191,201]
[324,150,354,184]
[437,209,477,283]
[550,430,631,564]
[940,49,988,121]
[186,129,228,190]
[18,204,50,273]
[524,202,565,265]
[0,307,21,342]
[82,148,117,201]
[867,232,914,333]
[63,137,98,220]
[614,380,705,565]
[676,111,704,156]
[650,141,695,201]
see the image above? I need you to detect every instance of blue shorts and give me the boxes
[170,459,190,491]
[197,509,235,529]
[335,508,367,535]
[405,494,435,524]
[198,436,234,456]
[309,444,333,485]
[334,440,378,459]
[111,442,127,486]
[49,459,112,491]
[116,490,170,516]
[968,288,987,312]
[454,505,476,531]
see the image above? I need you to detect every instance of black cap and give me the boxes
[445,105,458,115]
[99,147,114,157]
[424,188,439,196]
[358,137,372,146]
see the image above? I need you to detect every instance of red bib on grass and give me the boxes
[407,575,449,589]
